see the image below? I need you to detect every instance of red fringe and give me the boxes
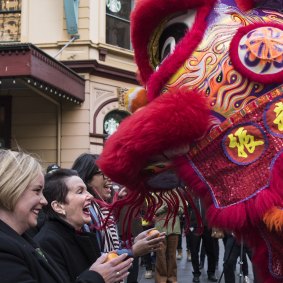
[99,186,200,245]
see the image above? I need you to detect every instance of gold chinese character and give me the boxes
[273,102,283,131]
[228,127,264,158]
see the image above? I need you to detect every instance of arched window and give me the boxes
[103,110,129,138]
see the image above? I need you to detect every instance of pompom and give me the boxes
[263,207,283,232]
[119,87,148,113]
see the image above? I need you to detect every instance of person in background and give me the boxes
[200,228,222,270]
[199,240,206,269]
[35,168,133,283]
[154,190,183,283]
[141,202,155,279]
[46,163,61,174]
[71,153,165,258]
[223,233,256,283]
[176,213,184,260]
[176,212,191,262]
[188,197,218,283]
[0,149,103,283]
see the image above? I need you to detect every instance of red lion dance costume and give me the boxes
[98,0,283,281]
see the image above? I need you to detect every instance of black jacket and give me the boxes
[0,219,68,283]
[35,217,102,283]
[189,198,209,228]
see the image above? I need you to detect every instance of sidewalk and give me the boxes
[138,255,221,283]
[137,238,255,283]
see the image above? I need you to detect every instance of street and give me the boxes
[138,238,255,283]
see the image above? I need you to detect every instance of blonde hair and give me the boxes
[0,149,42,211]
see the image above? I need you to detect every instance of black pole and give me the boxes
[238,236,244,283]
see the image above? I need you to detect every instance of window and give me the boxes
[0,0,21,42]
[106,0,134,50]
[0,96,11,149]
[103,110,129,138]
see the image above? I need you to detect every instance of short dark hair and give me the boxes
[43,168,78,217]
[71,153,100,194]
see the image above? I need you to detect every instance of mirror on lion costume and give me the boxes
[98,0,283,282]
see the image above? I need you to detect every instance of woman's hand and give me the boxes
[132,228,165,257]
[89,253,133,283]
[118,187,128,199]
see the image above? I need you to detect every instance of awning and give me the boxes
[0,43,85,103]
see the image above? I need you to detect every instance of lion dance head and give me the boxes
[98,0,283,281]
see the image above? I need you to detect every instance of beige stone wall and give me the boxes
[77,0,90,41]
[59,74,138,168]
[21,0,136,71]
[21,0,66,45]
[60,92,90,168]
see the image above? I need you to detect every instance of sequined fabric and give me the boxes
[189,90,283,208]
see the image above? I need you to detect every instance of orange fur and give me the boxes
[263,207,283,232]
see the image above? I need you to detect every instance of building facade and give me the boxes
[0,0,138,168]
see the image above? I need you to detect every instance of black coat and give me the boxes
[0,219,67,283]
[35,217,102,283]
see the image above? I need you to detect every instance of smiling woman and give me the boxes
[0,149,65,283]
[72,153,166,259]
[0,150,46,235]
[43,171,93,230]
[34,168,133,283]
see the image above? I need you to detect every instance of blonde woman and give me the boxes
[0,149,65,283]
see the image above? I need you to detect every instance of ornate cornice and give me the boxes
[62,59,138,85]
[0,43,85,102]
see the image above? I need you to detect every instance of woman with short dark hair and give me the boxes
[72,153,165,256]
[35,168,133,283]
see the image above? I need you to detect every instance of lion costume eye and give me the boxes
[149,10,197,69]
[159,24,187,63]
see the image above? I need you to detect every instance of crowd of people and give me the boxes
[0,149,164,283]
[0,149,257,283]
[142,198,257,283]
